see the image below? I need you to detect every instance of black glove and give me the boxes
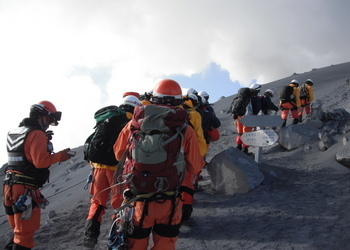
[233,114,238,120]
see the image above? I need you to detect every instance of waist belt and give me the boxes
[134,191,179,202]
[3,172,39,188]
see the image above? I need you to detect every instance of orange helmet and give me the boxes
[30,100,61,126]
[122,92,140,99]
[151,79,183,106]
[39,100,57,113]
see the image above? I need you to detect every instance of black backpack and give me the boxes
[227,87,252,116]
[280,85,294,102]
[299,84,309,100]
[84,105,130,165]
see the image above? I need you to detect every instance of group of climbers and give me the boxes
[3,76,313,249]
[279,79,314,127]
[229,79,315,154]
[3,81,218,250]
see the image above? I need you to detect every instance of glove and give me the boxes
[59,148,72,162]
[233,114,238,120]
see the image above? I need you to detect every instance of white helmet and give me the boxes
[249,83,261,92]
[186,88,198,95]
[290,79,299,86]
[198,90,209,101]
[265,89,274,97]
[123,95,142,107]
[186,93,199,108]
[198,95,207,104]
[305,79,314,86]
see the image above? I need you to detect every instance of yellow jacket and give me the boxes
[290,84,301,108]
[182,99,207,156]
[306,85,314,102]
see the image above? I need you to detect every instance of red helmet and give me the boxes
[151,79,182,105]
[122,92,140,99]
[30,100,61,126]
[39,100,57,113]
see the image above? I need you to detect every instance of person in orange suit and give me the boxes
[114,79,204,250]
[3,100,72,250]
[280,79,301,127]
[83,95,142,248]
[298,79,315,122]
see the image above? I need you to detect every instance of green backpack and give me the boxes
[84,105,130,165]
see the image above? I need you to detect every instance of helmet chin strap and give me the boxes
[38,116,49,131]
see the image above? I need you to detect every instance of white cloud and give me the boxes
[1,0,350,164]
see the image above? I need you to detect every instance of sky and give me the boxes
[1,0,350,165]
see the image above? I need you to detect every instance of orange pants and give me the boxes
[234,116,253,148]
[4,184,41,248]
[280,102,298,119]
[298,99,311,116]
[87,168,123,222]
[128,198,183,250]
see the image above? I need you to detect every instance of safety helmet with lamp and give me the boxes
[186,88,198,95]
[151,79,183,106]
[265,89,274,97]
[290,79,299,87]
[198,90,209,101]
[123,95,142,107]
[249,83,262,92]
[122,92,140,99]
[305,79,314,86]
[30,100,62,126]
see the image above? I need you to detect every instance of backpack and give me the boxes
[84,105,130,165]
[279,85,294,102]
[227,87,252,116]
[299,84,309,100]
[123,104,188,195]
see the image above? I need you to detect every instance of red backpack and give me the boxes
[123,104,188,195]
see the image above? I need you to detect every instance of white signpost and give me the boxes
[239,115,283,164]
[241,129,279,147]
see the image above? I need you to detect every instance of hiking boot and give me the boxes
[182,217,196,227]
[242,147,253,156]
[83,236,98,249]
[194,184,203,192]
[12,244,31,250]
[236,144,242,151]
[292,118,299,125]
[282,119,287,127]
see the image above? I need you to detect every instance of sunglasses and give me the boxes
[48,111,62,126]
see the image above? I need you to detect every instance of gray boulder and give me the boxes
[336,143,350,168]
[207,147,264,195]
[278,124,319,150]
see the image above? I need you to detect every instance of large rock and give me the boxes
[278,124,319,150]
[206,147,264,195]
[336,143,350,168]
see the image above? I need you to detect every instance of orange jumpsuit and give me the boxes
[86,164,123,221]
[114,121,203,250]
[280,85,301,122]
[4,129,70,249]
[298,84,314,117]
[234,116,254,148]
[85,112,133,233]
